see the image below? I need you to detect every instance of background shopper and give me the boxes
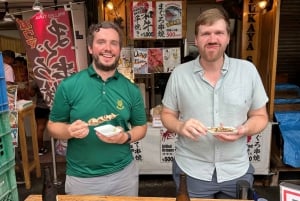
[3,49,15,83]
[29,80,50,155]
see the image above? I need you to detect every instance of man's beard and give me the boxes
[93,54,120,72]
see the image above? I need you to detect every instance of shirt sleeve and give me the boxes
[161,70,179,112]
[49,81,71,123]
[4,64,15,82]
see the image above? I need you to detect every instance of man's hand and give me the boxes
[95,126,127,144]
[178,118,207,141]
[68,120,89,139]
[213,125,247,142]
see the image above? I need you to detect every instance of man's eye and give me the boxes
[111,41,119,46]
[201,33,210,36]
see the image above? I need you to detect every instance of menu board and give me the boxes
[132,47,181,74]
[156,1,182,39]
[130,1,182,39]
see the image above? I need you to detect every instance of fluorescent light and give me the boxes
[257,0,268,10]
[32,0,43,11]
[3,12,14,22]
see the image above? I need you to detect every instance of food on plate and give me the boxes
[88,113,118,126]
[207,126,237,135]
[94,124,122,137]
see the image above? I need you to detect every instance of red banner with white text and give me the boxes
[16,8,77,108]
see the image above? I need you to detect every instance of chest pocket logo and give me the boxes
[116,99,124,110]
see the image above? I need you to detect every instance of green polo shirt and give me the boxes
[50,65,147,177]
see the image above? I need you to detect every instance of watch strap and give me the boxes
[123,132,131,144]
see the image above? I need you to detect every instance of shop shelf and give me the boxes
[0,111,11,135]
[0,131,14,170]
[0,160,18,201]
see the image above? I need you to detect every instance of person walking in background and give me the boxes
[47,21,147,196]
[29,79,50,155]
[13,56,30,100]
[160,8,269,199]
[2,49,15,83]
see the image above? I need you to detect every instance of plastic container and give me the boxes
[0,111,11,134]
[0,131,15,170]
[0,160,18,201]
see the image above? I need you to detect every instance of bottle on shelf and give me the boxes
[236,180,250,200]
[176,173,191,201]
[42,166,58,201]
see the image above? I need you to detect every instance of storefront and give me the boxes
[2,0,299,188]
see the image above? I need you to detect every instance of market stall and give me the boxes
[132,122,272,175]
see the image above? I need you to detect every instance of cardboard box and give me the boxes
[151,105,163,127]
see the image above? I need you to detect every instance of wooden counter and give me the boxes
[25,195,250,201]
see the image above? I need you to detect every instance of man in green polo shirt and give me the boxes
[47,21,147,196]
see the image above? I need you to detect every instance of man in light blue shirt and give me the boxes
[161,8,269,199]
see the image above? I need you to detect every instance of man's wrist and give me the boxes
[123,132,132,144]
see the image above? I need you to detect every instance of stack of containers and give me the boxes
[0,52,19,201]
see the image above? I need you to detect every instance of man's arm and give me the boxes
[47,120,89,140]
[243,105,269,136]
[160,106,181,134]
[48,120,147,144]
[127,124,147,143]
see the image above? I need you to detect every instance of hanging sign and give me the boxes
[156,1,182,39]
[16,8,77,108]
[131,1,156,39]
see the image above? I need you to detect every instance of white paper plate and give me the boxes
[207,126,238,135]
[94,124,121,137]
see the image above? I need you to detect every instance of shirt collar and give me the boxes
[193,54,229,76]
[87,64,120,80]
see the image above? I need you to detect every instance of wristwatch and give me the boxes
[123,132,132,144]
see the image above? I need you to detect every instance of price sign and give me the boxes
[160,127,177,163]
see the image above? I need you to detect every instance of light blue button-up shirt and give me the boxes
[162,55,269,182]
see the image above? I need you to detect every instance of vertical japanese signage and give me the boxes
[247,134,263,162]
[131,141,143,161]
[16,8,77,108]
[117,47,134,81]
[247,122,272,174]
[163,47,181,72]
[131,1,156,39]
[133,48,148,74]
[156,1,182,39]
[131,1,182,39]
[132,47,181,73]
[160,128,177,163]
